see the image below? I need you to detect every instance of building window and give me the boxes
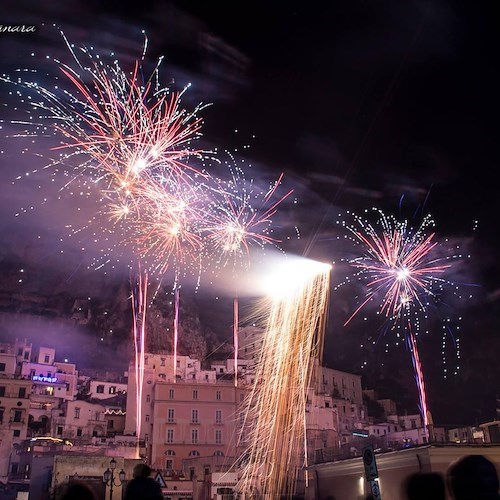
[0,363,5,372]
[11,463,19,474]
[165,449,175,456]
[24,351,29,360]
[193,390,198,400]
[191,429,198,444]
[13,429,21,437]
[188,450,199,456]
[169,389,174,399]
[74,407,80,419]
[57,426,63,436]
[109,386,116,394]
[17,348,23,356]
[191,409,199,424]
[0,387,5,397]
[216,391,221,401]
[145,414,150,423]
[161,358,166,366]
[0,408,4,423]
[215,430,222,444]
[146,395,151,403]
[77,428,83,437]
[96,385,105,394]
[213,450,224,457]
[165,459,173,470]
[215,410,222,424]
[14,410,22,423]
[44,355,50,363]
[18,387,26,398]
[167,429,174,443]
[167,409,175,423]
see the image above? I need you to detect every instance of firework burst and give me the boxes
[2,32,292,283]
[336,207,468,426]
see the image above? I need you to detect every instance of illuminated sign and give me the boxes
[32,375,57,383]
[352,430,369,438]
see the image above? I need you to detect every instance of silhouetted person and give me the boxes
[124,463,163,500]
[404,471,446,500]
[57,481,97,500]
[447,454,500,500]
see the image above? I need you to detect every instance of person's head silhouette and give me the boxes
[404,471,446,500]
[447,454,500,500]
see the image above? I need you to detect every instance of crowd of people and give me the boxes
[404,454,500,500]
[54,453,499,499]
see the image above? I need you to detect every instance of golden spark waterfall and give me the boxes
[237,261,331,498]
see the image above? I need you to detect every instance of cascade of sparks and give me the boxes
[237,262,330,498]
[338,208,464,427]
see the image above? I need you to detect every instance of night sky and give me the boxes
[1,1,499,426]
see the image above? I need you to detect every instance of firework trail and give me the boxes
[338,207,464,427]
[237,260,330,498]
[130,268,148,447]
[173,287,180,381]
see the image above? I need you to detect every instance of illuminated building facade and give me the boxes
[124,353,251,477]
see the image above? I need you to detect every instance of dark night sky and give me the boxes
[1,1,499,425]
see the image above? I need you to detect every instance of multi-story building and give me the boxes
[0,340,78,484]
[310,362,367,451]
[124,353,250,477]
[20,345,78,402]
[88,378,127,400]
[51,400,107,442]
[0,355,32,481]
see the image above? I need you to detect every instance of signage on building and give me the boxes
[32,375,57,383]
[353,430,369,438]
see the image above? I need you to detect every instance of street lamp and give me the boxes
[103,458,126,500]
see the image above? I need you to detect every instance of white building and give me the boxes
[88,379,127,400]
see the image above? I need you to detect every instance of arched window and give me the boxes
[213,450,224,457]
[188,450,200,457]
[165,449,175,456]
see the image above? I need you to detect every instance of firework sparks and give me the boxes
[341,209,453,326]
[338,207,466,427]
[2,33,291,283]
[202,159,293,269]
[237,258,331,498]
